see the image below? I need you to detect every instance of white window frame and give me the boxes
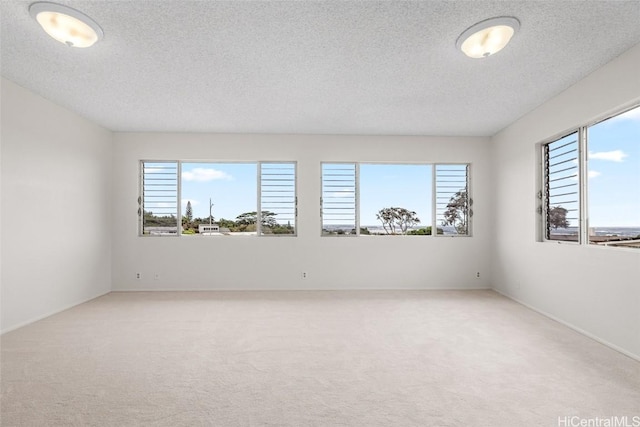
[258,162,298,236]
[540,130,583,245]
[321,162,472,237]
[139,160,180,237]
[320,162,359,236]
[539,102,640,250]
[139,160,297,237]
[434,163,472,237]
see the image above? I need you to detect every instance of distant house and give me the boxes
[199,224,220,233]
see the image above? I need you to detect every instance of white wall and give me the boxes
[112,133,492,291]
[1,78,112,333]
[491,44,640,359]
[2,43,637,361]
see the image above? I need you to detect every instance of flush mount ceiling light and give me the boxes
[456,16,520,59]
[29,2,103,48]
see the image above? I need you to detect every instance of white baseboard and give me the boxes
[1,290,111,335]
[112,286,493,292]
[492,288,640,363]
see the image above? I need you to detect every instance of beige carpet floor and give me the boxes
[1,290,639,426]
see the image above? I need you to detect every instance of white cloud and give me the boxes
[588,150,628,162]
[182,168,232,182]
[181,199,200,206]
[609,106,640,123]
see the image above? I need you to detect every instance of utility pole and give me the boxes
[209,198,214,234]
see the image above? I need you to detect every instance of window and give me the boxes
[140,161,297,237]
[435,164,470,236]
[543,132,580,242]
[540,104,640,249]
[260,163,296,235]
[321,162,471,237]
[321,163,357,235]
[140,161,179,235]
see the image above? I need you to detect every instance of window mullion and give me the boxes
[177,161,182,236]
[355,162,360,236]
[579,127,588,245]
[257,162,262,236]
[541,144,549,241]
[432,165,437,237]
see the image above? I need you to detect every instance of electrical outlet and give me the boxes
[476,272,480,278]
[301,272,308,279]
[136,272,141,280]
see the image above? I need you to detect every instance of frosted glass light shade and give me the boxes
[29,2,103,48]
[456,17,520,59]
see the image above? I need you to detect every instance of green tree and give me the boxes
[236,211,277,227]
[269,221,294,235]
[376,207,420,235]
[143,210,177,227]
[548,206,569,229]
[217,218,237,230]
[236,211,257,225]
[181,216,195,232]
[181,201,195,231]
[442,190,469,234]
[407,226,444,235]
[185,201,193,222]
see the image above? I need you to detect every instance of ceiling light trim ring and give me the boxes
[29,1,104,47]
[456,16,520,59]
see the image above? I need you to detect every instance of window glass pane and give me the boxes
[435,164,469,235]
[181,163,257,236]
[360,164,431,235]
[142,161,178,235]
[260,163,296,235]
[544,132,580,242]
[322,163,356,235]
[587,106,640,248]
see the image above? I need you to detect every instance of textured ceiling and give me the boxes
[1,1,639,136]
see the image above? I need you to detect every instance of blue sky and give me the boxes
[587,106,640,227]
[181,163,256,221]
[179,106,638,228]
[359,164,432,227]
